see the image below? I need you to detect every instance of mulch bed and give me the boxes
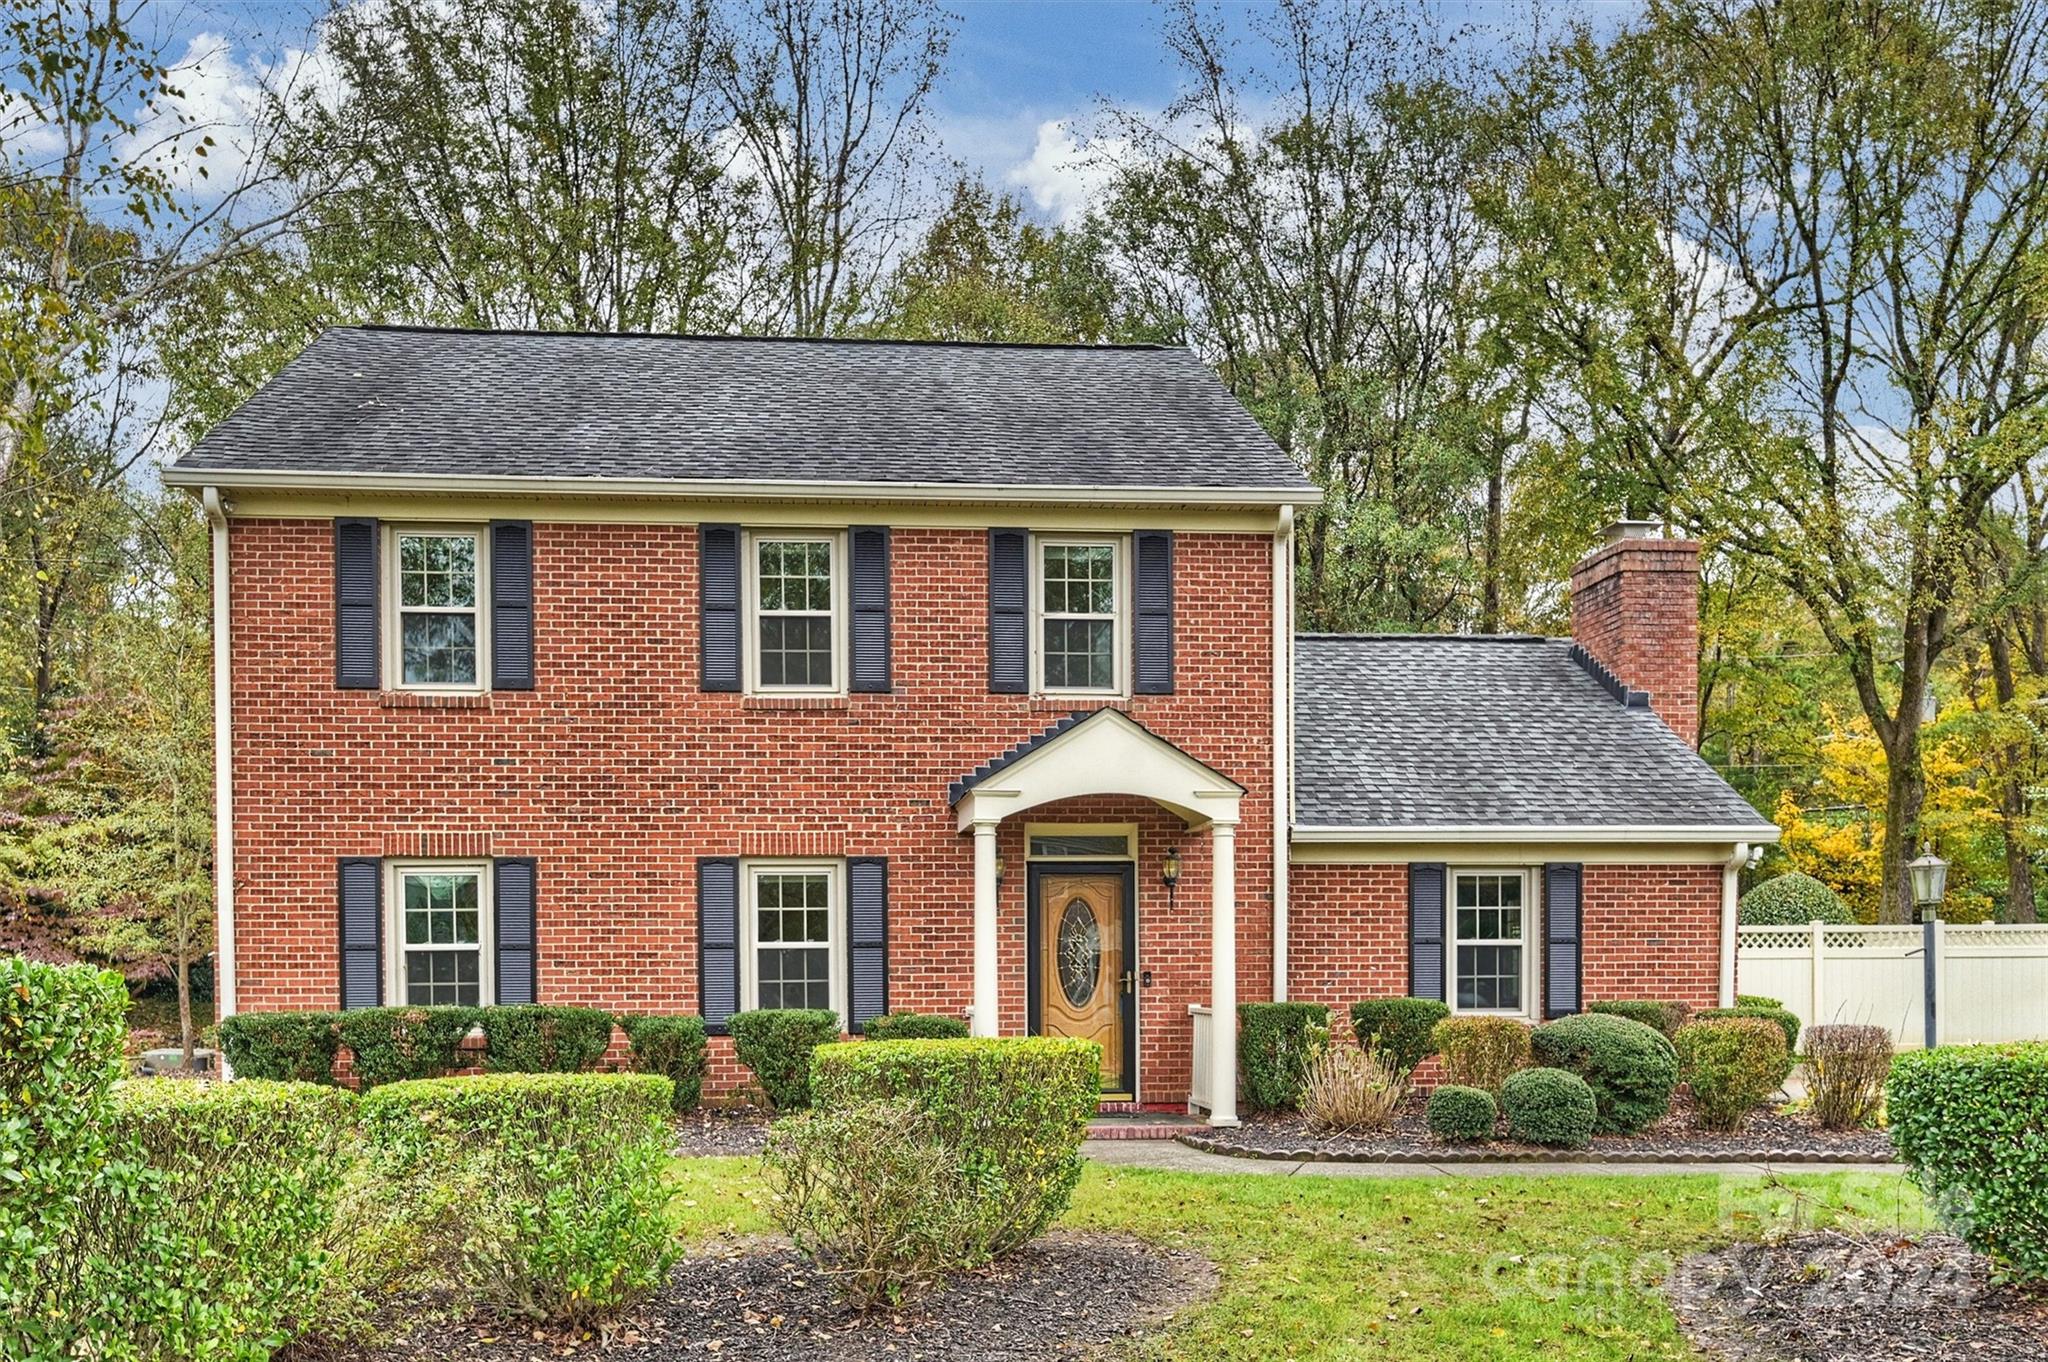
[671,1110,772,1159]
[1668,1231,2048,1361]
[1185,1092,1896,1163]
[360,1232,1213,1361]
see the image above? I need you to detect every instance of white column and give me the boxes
[1717,843,1745,1009]
[205,488,237,1029]
[1809,919,1827,1035]
[972,820,1000,1038]
[1208,820,1239,1126]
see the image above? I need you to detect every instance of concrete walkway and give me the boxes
[1085,1139,1907,1179]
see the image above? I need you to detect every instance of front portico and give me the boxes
[951,708,1245,1125]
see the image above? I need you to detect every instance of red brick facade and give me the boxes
[1569,534,1702,747]
[224,517,1274,1105]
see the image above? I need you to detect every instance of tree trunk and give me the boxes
[1480,443,1503,634]
[177,948,195,1069]
[1989,629,2040,923]
[1877,725,1927,924]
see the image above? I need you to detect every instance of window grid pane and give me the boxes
[402,871,482,1006]
[756,540,834,688]
[1453,874,1525,1012]
[755,872,831,1012]
[1040,543,1116,691]
[398,533,480,686]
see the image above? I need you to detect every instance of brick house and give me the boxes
[163,326,1775,1122]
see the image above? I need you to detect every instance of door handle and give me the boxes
[1121,969,1135,995]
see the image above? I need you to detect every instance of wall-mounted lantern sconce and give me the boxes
[994,853,1006,886]
[1162,847,1181,906]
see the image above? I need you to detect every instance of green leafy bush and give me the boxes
[862,1011,971,1042]
[1431,1015,1530,1095]
[1426,1084,1498,1142]
[94,1079,360,1359]
[1237,1002,1329,1112]
[1694,1005,1801,1053]
[810,1037,1098,1261]
[1889,1043,2048,1281]
[361,1072,677,1324]
[1805,1024,1891,1130]
[484,1004,616,1074]
[766,1099,978,1308]
[1739,873,1854,926]
[1502,1067,1597,1148]
[217,1011,343,1083]
[1588,999,1691,1038]
[337,1006,483,1088]
[1530,1012,1678,1135]
[730,1008,842,1111]
[0,959,128,1361]
[620,1014,709,1112]
[1349,998,1449,1071]
[1675,1017,1789,1132]
[1737,994,1782,1009]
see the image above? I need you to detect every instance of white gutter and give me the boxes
[1271,505,1294,1001]
[1291,824,1782,845]
[1719,842,1753,1007]
[203,488,237,1026]
[160,465,1323,509]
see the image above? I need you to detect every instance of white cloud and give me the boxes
[1002,119,1124,226]
[116,31,337,194]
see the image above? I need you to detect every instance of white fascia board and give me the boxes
[1291,823,1783,845]
[160,465,1323,508]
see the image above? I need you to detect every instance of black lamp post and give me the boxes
[1908,846,1948,1050]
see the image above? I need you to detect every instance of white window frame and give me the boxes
[384,525,491,693]
[739,859,845,1022]
[1030,534,1128,697]
[1448,867,1534,1018]
[742,530,847,696]
[385,860,495,1008]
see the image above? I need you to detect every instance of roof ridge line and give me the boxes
[345,322,1176,353]
[1295,632,1554,643]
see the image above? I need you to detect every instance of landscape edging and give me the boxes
[1175,1134,1899,1165]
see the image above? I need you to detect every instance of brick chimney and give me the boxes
[1569,520,1701,747]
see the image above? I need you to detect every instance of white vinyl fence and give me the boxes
[1736,921,2048,1049]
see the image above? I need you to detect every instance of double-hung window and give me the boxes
[389,862,494,1006]
[747,534,841,692]
[743,863,840,1015]
[1035,537,1123,694]
[1451,870,1527,1014]
[390,529,487,689]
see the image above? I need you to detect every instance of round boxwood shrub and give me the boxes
[1588,999,1691,1038]
[620,1014,709,1112]
[1501,1067,1597,1148]
[1889,1043,2048,1282]
[1426,1084,1498,1142]
[730,1008,842,1111]
[861,1011,971,1042]
[1530,1012,1678,1135]
[1675,1016,1790,1132]
[1238,1001,1330,1112]
[1349,998,1450,1071]
[1740,872,1854,926]
[1693,1005,1802,1054]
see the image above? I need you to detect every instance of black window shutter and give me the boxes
[1407,862,1447,1003]
[847,857,888,1033]
[988,528,1028,693]
[494,857,538,1005]
[849,527,892,693]
[700,525,742,692]
[1132,530,1175,694]
[698,858,741,1033]
[334,518,380,689]
[338,858,383,1009]
[1544,862,1583,1020]
[490,521,535,690]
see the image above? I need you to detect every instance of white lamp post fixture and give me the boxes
[1908,845,1947,1049]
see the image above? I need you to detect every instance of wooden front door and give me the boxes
[1030,866,1134,1093]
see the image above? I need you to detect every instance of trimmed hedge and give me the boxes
[1694,1005,1801,1053]
[217,1011,343,1083]
[1426,1084,1498,1142]
[1739,873,1854,926]
[620,1014,709,1112]
[1349,998,1450,1071]
[862,1011,971,1042]
[731,1008,842,1111]
[1889,1043,2048,1281]
[1502,1067,1597,1148]
[1530,1012,1678,1135]
[337,1006,483,1088]
[1238,1002,1329,1112]
[810,1037,1099,1261]
[1676,1017,1789,1132]
[484,1005,615,1074]
[1431,1015,1530,1095]
[1737,994,1782,1009]
[1589,999,1691,1038]
[361,1072,677,1323]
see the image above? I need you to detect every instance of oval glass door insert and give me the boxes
[1057,898,1101,1006]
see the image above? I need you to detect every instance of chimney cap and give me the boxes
[1602,518,1663,544]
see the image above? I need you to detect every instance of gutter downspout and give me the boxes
[1718,841,1750,1008]
[204,487,237,1028]
[1273,505,1294,1001]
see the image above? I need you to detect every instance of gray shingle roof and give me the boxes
[1294,635,1774,830]
[170,325,1314,493]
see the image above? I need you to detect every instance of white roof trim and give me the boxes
[162,466,1320,507]
[954,709,1244,831]
[1291,823,1781,845]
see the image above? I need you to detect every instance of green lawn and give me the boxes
[669,1157,1929,1361]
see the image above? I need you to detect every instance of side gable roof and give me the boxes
[165,325,1316,498]
[1293,634,1775,834]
